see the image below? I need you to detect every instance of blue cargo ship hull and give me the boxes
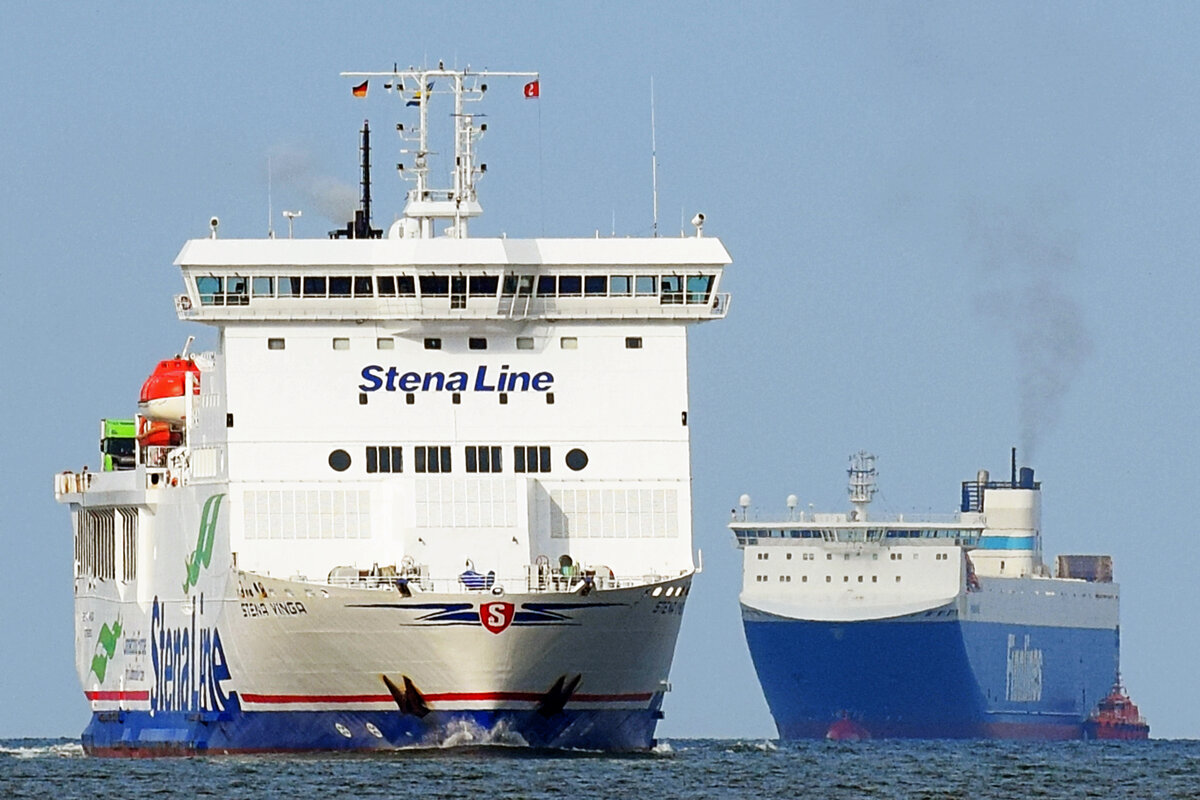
[743,607,1118,740]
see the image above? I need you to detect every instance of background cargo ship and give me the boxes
[730,451,1134,740]
[54,64,732,754]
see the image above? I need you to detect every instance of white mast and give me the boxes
[650,77,658,238]
[847,451,877,521]
[341,65,538,240]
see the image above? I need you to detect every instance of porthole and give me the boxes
[565,448,589,471]
[328,449,351,472]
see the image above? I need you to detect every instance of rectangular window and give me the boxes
[267,338,285,350]
[465,445,503,473]
[536,275,556,296]
[635,275,657,295]
[469,337,487,350]
[660,275,683,304]
[396,276,416,296]
[687,274,714,303]
[516,336,534,350]
[278,276,301,297]
[514,445,550,473]
[501,274,519,296]
[415,446,451,473]
[354,276,374,297]
[625,337,642,349]
[332,337,349,351]
[329,276,352,297]
[251,276,274,297]
[226,276,249,305]
[558,275,582,296]
[610,275,631,295]
[560,337,577,350]
[197,276,222,306]
[366,445,403,474]
[450,276,466,309]
[303,276,328,297]
[424,338,441,350]
[419,275,450,296]
[376,275,397,297]
[377,337,394,349]
[584,275,607,296]
[469,275,499,296]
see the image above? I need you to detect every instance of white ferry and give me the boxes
[731,452,1121,739]
[55,65,732,754]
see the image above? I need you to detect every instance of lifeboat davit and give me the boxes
[138,357,200,422]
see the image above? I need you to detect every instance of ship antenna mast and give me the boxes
[340,64,539,239]
[848,451,877,521]
[651,77,659,238]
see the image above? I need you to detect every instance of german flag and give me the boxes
[352,80,368,98]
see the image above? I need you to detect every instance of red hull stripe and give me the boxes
[86,690,150,701]
[241,691,653,704]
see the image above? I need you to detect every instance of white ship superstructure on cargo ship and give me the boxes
[731,452,1121,740]
[54,65,732,754]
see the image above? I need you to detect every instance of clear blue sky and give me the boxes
[3,2,1198,739]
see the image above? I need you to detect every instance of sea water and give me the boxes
[1,738,1196,799]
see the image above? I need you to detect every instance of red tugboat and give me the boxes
[1083,678,1150,740]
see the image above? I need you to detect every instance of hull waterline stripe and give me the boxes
[85,690,150,701]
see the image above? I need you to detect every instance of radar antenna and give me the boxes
[341,64,538,239]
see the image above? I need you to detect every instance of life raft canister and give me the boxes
[138,357,201,423]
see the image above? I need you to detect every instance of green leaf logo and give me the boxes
[183,494,225,594]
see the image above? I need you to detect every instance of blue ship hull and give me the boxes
[81,695,665,755]
[743,607,1118,740]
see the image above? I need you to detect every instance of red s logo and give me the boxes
[480,602,515,634]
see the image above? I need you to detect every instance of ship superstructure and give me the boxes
[731,452,1121,739]
[55,65,731,754]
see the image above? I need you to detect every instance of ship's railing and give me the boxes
[322,569,681,594]
[174,296,729,322]
[731,527,983,548]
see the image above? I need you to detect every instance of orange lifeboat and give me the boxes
[138,357,200,422]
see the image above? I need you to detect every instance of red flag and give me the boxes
[352,80,368,98]
[523,80,539,98]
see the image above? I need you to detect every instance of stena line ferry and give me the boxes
[54,64,732,754]
[731,451,1124,740]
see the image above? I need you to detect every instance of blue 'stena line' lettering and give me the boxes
[359,365,554,393]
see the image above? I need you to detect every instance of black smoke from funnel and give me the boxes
[966,199,1093,459]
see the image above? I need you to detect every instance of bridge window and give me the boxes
[278,276,301,297]
[660,275,683,304]
[397,276,416,296]
[329,276,352,297]
[610,276,631,295]
[635,276,657,295]
[687,275,714,303]
[536,275,556,295]
[303,276,327,297]
[354,276,374,296]
[420,275,450,296]
[559,276,582,296]
[468,275,498,296]
[376,276,396,296]
[252,276,274,297]
[585,276,607,296]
